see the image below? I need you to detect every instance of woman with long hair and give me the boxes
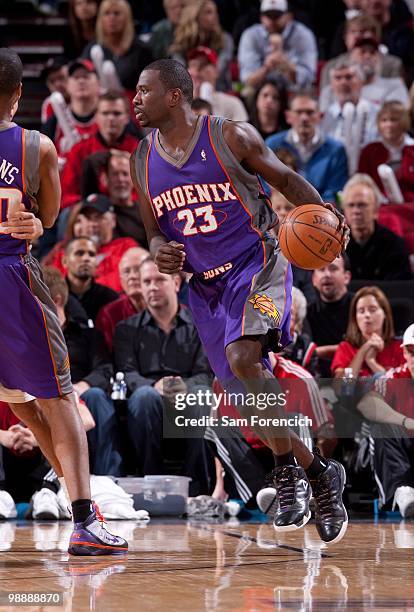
[64,0,100,60]
[82,0,153,92]
[248,78,288,140]
[170,0,233,91]
[332,286,404,378]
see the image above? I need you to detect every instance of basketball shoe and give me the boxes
[310,458,348,544]
[270,464,311,532]
[68,503,128,556]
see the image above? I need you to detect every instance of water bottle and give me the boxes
[343,367,355,412]
[111,374,120,400]
[116,372,127,401]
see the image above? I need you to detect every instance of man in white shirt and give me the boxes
[187,47,248,122]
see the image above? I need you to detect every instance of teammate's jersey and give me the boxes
[134,115,277,274]
[0,123,39,256]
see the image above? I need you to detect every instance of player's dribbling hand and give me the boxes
[321,202,350,251]
[155,241,186,274]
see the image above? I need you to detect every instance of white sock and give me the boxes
[58,477,70,504]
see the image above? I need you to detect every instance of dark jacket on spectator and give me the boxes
[67,279,119,323]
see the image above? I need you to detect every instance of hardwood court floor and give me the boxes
[0,519,413,611]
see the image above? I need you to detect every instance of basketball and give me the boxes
[278,204,343,270]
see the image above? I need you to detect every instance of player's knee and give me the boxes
[226,345,263,381]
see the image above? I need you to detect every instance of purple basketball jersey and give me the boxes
[0,125,34,256]
[138,116,277,274]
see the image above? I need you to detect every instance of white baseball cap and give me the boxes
[261,0,288,14]
[401,323,414,347]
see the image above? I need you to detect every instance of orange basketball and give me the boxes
[278,204,343,270]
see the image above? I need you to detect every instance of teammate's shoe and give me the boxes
[310,459,348,544]
[0,490,17,519]
[68,504,128,556]
[270,465,311,532]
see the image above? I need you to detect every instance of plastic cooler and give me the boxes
[117,475,191,516]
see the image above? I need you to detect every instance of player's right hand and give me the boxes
[155,241,186,274]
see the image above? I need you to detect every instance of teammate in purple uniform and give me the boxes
[131,59,349,543]
[0,48,127,555]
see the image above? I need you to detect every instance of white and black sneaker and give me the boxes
[32,488,60,520]
[256,486,277,517]
[0,490,17,519]
[310,459,348,544]
[271,465,311,532]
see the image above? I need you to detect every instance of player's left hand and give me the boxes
[322,202,350,251]
[0,204,44,241]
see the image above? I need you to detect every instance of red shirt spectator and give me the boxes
[332,338,404,377]
[374,363,414,418]
[358,141,414,202]
[96,294,142,350]
[60,91,137,208]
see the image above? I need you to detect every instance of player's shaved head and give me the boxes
[0,48,23,97]
[143,59,193,104]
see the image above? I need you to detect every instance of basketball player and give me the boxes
[0,48,127,555]
[131,59,349,543]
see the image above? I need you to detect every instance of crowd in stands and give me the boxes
[1,0,414,522]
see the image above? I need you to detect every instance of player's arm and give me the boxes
[130,149,185,273]
[36,134,61,228]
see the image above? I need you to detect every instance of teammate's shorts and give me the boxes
[188,238,292,383]
[0,253,72,401]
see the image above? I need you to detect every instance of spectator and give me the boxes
[266,93,348,202]
[237,0,317,91]
[307,255,353,378]
[62,236,119,321]
[82,0,154,92]
[96,247,148,351]
[57,195,137,292]
[341,173,412,280]
[320,14,402,90]
[358,101,414,202]
[320,37,410,112]
[42,267,122,477]
[357,323,414,517]
[332,286,405,379]
[64,0,99,60]
[40,57,69,125]
[320,60,380,153]
[281,287,318,375]
[191,98,213,116]
[42,59,100,158]
[150,0,185,60]
[114,258,213,494]
[102,150,147,246]
[60,91,136,209]
[187,46,248,121]
[248,78,288,139]
[170,0,234,92]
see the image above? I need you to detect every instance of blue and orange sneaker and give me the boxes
[68,503,128,556]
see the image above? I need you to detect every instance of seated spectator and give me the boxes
[64,0,99,60]
[320,37,410,112]
[332,286,405,379]
[61,91,137,209]
[40,57,69,125]
[114,258,213,494]
[266,93,348,202]
[170,0,234,92]
[150,0,185,60]
[307,255,353,377]
[341,173,412,280]
[320,13,403,90]
[238,0,317,91]
[187,47,248,121]
[62,236,119,321]
[357,322,414,517]
[96,247,148,351]
[281,287,318,375]
[49,195,138,292]
[358,101,414,201]
[82,0,153,92]
[101,150,147,247]
[320,60,380,165]
[248,78,288,139]
[191,98,213,116]
[42,267,122,477]
[209,354,334,504]
[42,59,100,158]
